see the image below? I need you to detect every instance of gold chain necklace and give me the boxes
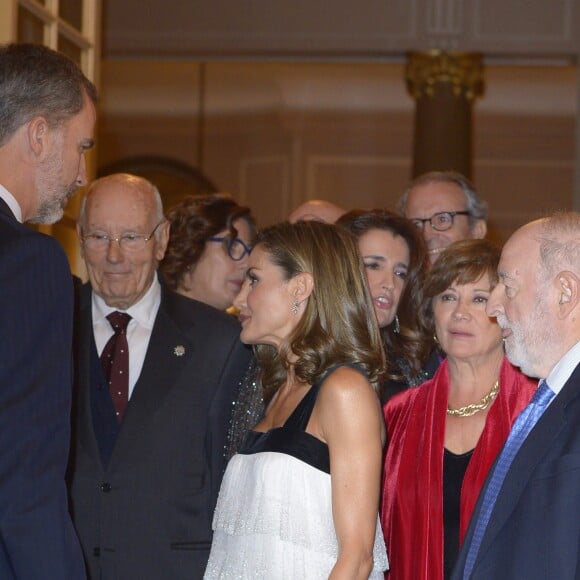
[447,380,500,418]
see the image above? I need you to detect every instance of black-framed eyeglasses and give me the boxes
[81,221,164,252]
[411,211,471,232]
[208,236,252,261]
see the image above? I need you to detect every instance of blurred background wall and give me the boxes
[5,0,578,260]
[98,0,579,244]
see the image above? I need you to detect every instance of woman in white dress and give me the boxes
[205,220,389,579]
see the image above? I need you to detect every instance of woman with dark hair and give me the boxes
[161,193,256,310]
[205,221,389,579]
[161,193,260,460]
[338,209,438,402]
[381,239,536,580]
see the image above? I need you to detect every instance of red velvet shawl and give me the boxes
[380,357,536,580]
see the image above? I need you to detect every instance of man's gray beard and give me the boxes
[30,179,76,224]
[30,136,74,224]
[500,305,548,379]
[503,326,534,376]
[29,200,65,224]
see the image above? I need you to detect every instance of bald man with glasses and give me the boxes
[68,173,252,580]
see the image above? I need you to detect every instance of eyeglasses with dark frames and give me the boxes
[411,211,471,232]
[208,236,252,261]
[81,221,164,252]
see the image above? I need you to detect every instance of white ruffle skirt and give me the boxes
[204,451,388,579]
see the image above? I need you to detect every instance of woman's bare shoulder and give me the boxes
[317,365,379,414]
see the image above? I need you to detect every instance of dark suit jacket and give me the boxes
[0,198,85,579]
[68,283,252,580]
[452,362,580,580]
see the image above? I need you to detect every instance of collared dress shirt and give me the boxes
[92,275,161,398]
[544,340,580,401]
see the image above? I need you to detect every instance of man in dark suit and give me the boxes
[0,43,96,579]
[68,173,252,579]
[453,212,580,579]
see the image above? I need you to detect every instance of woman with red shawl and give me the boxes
[381,239,536,580]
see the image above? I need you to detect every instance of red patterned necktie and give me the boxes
[100,311,132,422]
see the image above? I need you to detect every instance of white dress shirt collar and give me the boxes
[92,274,162,398]
[0,183,23,222]
[545,340,580,396]
[92,274,162,328]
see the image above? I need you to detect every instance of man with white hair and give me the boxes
[453,212,580,579]
[69,173,251,579]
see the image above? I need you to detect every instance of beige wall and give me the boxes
[97,60,576,244]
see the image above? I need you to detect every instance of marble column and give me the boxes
[406,50,484,179]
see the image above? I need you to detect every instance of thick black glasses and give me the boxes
[81,221,164,252]
[208,236,252,261]
[411,211,471,232]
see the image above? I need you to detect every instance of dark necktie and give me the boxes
[100,311,132,422]
[462,380,554,578]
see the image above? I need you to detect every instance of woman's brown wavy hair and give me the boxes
[337,209,431,383]
[254,220,385,400]
[160,193,256,291]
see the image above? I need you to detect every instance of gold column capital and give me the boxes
[405,50,484,102]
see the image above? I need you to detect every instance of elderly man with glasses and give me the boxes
[398,171,488,266]
[68,173,252,580]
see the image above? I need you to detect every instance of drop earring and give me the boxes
[393,315,400,334]
[291,300,299,315]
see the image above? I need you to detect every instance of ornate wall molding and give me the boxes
[405,50,484,101]
[103,0,579,59]
[426,0,463,36]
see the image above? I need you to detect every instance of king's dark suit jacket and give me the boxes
[0,198,85,578]
[452,362,580,580]
[68,283,252,580]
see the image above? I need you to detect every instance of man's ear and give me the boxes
[555,271,579,319]
[154,220,171,261]
[291,272,314,303]
[471,219,487,240]
[26,116,50,158]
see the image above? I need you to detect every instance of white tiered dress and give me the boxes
[204,368,389,579]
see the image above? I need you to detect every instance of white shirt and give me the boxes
[92,275,162,398]
[545,340,580,399]
[0,183,23,222]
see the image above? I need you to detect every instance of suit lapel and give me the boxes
[476,364,580,564]
[106,296,194,470]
